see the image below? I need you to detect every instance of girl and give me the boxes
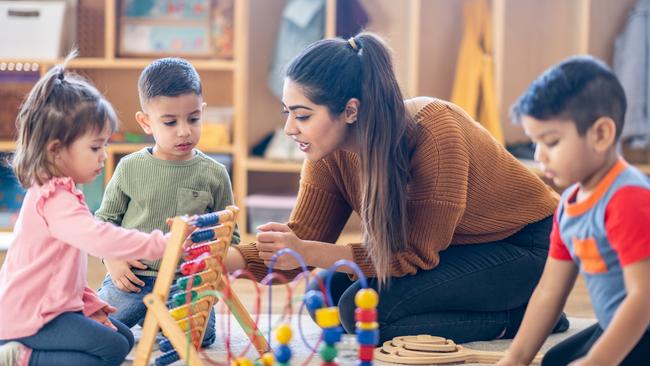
[0,53,168,366]
[224,32,568,343]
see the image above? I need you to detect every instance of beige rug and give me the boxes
[124,315,596,365]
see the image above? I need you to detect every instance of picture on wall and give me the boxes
[118,0,233,58]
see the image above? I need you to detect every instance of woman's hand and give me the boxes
[89,305,118,330]
[256,222,307,270]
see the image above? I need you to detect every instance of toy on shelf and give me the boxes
[374,334,544,365]
[132,206,268,366]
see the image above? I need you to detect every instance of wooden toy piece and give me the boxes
[374,335,543,365]
[133,206,269,366]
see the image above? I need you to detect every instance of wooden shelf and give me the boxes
[0,57,235,71]
[0,58,235,71]
[246,157,303,173]
[68,58,235,71]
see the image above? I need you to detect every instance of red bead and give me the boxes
[359,344,374,361]
[355,308,377,322]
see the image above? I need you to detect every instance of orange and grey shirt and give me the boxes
[550,159,650,330]
[236,99,558,280]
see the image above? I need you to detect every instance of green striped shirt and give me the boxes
[96,147,240,276]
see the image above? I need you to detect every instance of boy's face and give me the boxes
[521,115,601,188]
[136,93,206,161]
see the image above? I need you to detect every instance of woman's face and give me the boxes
[282,79,354,161]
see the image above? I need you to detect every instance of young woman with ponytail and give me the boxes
[224,32,568,343]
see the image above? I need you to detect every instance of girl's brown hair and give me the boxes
[12,51,118,187]
[286,33,415,285]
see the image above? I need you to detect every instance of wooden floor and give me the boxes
[0,251,594,317]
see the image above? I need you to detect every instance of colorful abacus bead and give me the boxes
[195,212,220,227]
[155,350,179,366]
[355,288,379,365]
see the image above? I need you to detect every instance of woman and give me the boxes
[226,32,566,343]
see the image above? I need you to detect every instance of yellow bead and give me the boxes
[275,323,293,344]
[355,321,379,330]
[231,357,254,366]
[355,289,379,309]
[315,307,340,328]
[261,352,274,366]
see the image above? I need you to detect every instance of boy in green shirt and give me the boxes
[97,57,239,347]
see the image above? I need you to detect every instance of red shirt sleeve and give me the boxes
[605,186,650,266]
[549,213,572,261]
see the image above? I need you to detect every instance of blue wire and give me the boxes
[266,248,311,352]
[324,260,368,306]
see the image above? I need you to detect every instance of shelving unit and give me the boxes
[0,0,253,234]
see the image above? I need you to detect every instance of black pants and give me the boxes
[308,216,556,344]
[543,323,650,366]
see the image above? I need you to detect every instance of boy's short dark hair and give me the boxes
[138,57,202,107]
[511,55,627,139]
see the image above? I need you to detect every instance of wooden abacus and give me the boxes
[133,206,269,366]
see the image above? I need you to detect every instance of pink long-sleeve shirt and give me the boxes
[0,177,168,339]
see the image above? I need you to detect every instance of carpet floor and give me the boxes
[124,315,596,365]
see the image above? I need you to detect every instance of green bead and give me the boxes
[319,344,337,362]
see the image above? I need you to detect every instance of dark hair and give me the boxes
[511,55,627,139]
[286,32,414,285]
[138,57,202,107]
[12,50,118,187]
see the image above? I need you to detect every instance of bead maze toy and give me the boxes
[132,206,268,366]
[374,334,544,365]
[224,248,381,366]
[276,250,380,366]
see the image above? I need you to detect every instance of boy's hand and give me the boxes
[89,305,118,331]
[104,259,147,292]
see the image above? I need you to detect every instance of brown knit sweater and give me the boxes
[235,99,558,281]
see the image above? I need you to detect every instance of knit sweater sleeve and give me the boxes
[95,158,129,225]
[235,159,352,281]
[350,104,469,277]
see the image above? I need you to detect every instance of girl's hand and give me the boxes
[256,222,306,270]
[89,305,118,331]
